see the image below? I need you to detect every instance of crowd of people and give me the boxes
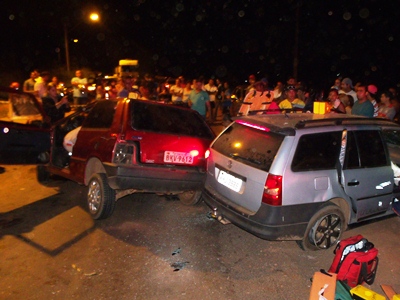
[10,69,400,125]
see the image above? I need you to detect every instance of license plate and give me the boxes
[217,170,242,192]
[164,151,194,164]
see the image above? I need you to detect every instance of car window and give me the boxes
[0,91,41,116]
[345,130,388,169]
[292,131,342,172]
[131,101,214,139]
[211,122,284,171]
[382,128,400,146]
[83,100,117,128]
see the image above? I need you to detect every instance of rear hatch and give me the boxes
[127,100,215,168]
[205,119,285,214]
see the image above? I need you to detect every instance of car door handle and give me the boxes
[348,180,360,186]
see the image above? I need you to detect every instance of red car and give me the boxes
[37,98,215,219]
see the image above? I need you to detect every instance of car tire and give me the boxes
[179,190,202,206]
[87,173,116,220]
[37,165,50,183]
[299,205,346,251]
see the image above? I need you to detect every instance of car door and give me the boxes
[70,100,118,182]
[342,130,393,220]
[0,87,51,164]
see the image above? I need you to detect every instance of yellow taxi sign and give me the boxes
[119,59,138,66]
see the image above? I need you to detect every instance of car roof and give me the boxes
[234,113,400,135]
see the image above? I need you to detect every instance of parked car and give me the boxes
[202,113,400,250]
[36,98,215,219]
[0,86,51,164]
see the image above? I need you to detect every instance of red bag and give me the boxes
[328,235,379,287]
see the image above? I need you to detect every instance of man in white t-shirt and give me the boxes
[34,71,50,99]
[169,78,183,104]
[71,70,88,105]
[339,77,358,103]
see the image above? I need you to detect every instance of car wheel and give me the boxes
[179,190,202,206]
[300,205,346,251]
[87,173,116,220]
[36,165,50,182]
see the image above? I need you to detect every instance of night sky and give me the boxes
[1,0,400,90]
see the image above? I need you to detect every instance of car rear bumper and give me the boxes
[202,184,319,241]
[104,163,206,192]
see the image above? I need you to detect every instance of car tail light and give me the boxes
[189,150,199,157]
[112,142,137,164]
[262,174,282,206]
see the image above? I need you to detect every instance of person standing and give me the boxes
[169,78,183,104]
[278,85,305,111]
[71,70,88,105]
[377,91,396,120]
[340,77,358,103]
[23,71,37,93]
[182,80,193,106]
[204,78,218,121]
[273,81,284,102]
[351,84,374,117]
[328,88,346,114]
[118,76,134,98]
[34,71,50,99]
[367,84,379,117]
[188,80,211,120]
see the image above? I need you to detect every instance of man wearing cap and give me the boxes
[340,77,358,103]
[278,85,305,111]
[238,79,278,115]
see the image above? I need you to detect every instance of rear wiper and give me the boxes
[229,153,261,165]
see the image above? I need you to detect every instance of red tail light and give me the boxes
[262,174,282,206]
[189,150,199,157]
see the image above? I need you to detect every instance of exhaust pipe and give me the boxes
[209,207,231,225]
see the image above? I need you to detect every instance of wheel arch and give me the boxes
[327,197,350,228]
[84,157,106,185]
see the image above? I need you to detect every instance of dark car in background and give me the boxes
[37,98,215,219]
[0,87,51,164]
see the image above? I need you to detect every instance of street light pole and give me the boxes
[64,23,71,73]
[64,12,99,73]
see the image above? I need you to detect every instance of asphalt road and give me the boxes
[1,164,400,300]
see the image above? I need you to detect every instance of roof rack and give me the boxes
[295,117,398,129]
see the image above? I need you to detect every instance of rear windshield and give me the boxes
[212,122,284,171]
[131,101,214,139]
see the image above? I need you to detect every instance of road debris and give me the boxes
[171,261,190,272]
[171,247,181,256]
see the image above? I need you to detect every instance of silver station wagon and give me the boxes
[202,113,400,250]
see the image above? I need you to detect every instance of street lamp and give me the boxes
[64,12,100,73]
